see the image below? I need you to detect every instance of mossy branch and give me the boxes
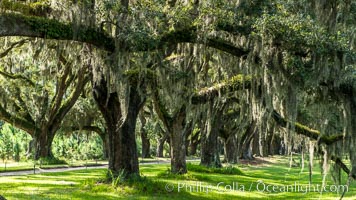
[0,14,250,57]
[0,39,30,58]
[272,110,344,145]
[159,28,249,57]
[0,104,39,135]
[0,13,115,52]
[330,156,356,180]
[0,0,51,17]
[191,74,251,104]
[272,110,353,179]
[0,70,35,86]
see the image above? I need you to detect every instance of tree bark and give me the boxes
[141,132,151,158]
[139,113,151,158]
[152,79,189,173]
[170,124,187,174]
[239,122,256,160]
[32,130,55,159]
[0,14,250,56]
[191,75,251,104]
[242,138,254,160]
[169,107,188,174]
[200,101,222,168]
[349,96,356,178]
[93,80,122,174]
[252,130,260,157]
[117,85,144,174]
[189,130,200,156]
[268,131,281,155]
[223,134,238,164]
[156,132,168,157]
[93,77,145,177]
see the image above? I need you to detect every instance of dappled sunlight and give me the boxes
[0,0,355,199]
[0,177,78,185]
[0,157,355,199]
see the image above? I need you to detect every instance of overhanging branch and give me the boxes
[158,28,250,57]
[330,156,356,180]
[0,13,115,52]
[272,110,344,145]
[0,104,38,135]
[0,70,36,86]
[0,39,30,58]
[191,74,251,104]
[0,14,251,57]
[49,68,90,132]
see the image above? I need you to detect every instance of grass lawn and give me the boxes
[0,160,108,173]
[0,156,355,200]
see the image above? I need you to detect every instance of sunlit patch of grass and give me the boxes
[187,163,243,175]
[0,160,108,173]
[0,156,355,199]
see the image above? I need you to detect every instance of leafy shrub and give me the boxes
[38,157,67,165]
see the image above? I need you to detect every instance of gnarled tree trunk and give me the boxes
[32,131,55,159]
[168,107,188,174]
[139,113,151,158]
[239,121,256,160]
[223,134,238,164]
[170,122,187,174]
[93,77,145,177]
[200,101,222,168]
[156,132,168,157]
[189,131,200,156]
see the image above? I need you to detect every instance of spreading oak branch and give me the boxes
[0,39,30,58]
[0,14,250,57]
[191,74,251,104]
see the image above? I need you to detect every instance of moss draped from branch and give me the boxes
[191,74,251,104]
[0,0,51,17]
[0,70,35,86]
[0,13,115,52]
[272,110,344,145]
[0,13,251,57]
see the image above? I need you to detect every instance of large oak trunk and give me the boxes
[169,107,188,174]
[156,134,167,157]
[33,131,55,160]
[239,121,256,160]
[223,134,238,164]
[189,137,200,156]
[350,97,356,177]
[141,132,151,158]
[269,131,281,155]
[170,119,187,174]
[200,102,222,168]
[139,114,151,158]
[116,96,142,175]
[93,78,145,177]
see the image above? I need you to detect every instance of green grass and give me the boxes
[187,163,243,175]
[0,160,108,173]
[0,156,355,199]
[0,156,197,173]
